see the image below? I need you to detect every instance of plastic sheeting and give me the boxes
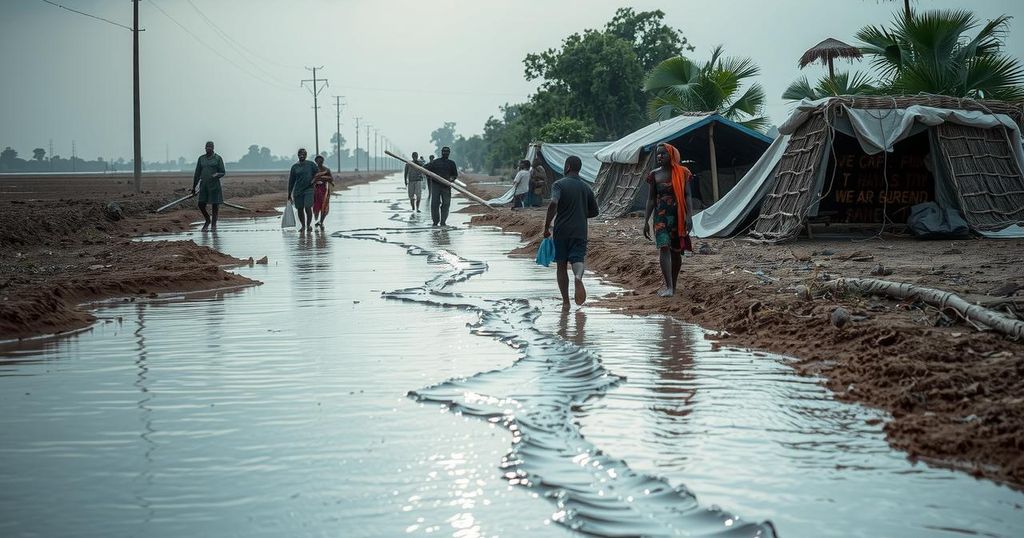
[594,114,772,164]
[690,135,790,238]
[526,142,610,184]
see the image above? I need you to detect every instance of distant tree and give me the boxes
[1,147,17,162]
[32,148,45,161]
[604,7,693,71]
[644,45,768,132]
[538,117,595,143]
[430,122,457,155]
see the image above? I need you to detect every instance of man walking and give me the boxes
[543,156,598,308]
[192,141,226,232]
[288,148,318,232]
[511,160,531,209]
[404,151,425,212]
[424,146,458,226]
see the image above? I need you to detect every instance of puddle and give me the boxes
[0,176,1021,537]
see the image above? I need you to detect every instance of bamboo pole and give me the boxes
[709,121,720,202]
[385,150,495,210]
[823,278,1024,340]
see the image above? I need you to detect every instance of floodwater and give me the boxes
[1,176,1022,537]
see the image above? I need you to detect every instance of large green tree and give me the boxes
[538,117,595,144]
[857,9,1024,100]
[644,45,768,132]
[782,70,877,101]
[430,122,457,155]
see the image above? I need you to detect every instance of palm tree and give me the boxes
[644,45,767,132]
[644,46,767,201]
[782,71,877,101]
[857,9,1024,100]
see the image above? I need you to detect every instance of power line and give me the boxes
[147,0,294,91]
[183,0,296,85]
[184,0,297,71]
[40,0,133,31]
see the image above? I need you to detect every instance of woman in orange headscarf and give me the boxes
[642,143,693,297]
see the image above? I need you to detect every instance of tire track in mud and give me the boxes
[335,223,777,537]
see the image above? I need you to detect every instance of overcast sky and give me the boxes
[2,0,1022,164]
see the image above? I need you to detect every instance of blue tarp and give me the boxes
[594,114,772,164]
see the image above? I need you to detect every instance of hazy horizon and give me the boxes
[2,0,1022,165]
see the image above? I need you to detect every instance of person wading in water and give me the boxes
[288,148,318,232]
[192,141,226,232]
[643,143,694,297]
[424,146,459,227]
[543,155,599,309]
[312,155,334,229]
[404,151,425,212]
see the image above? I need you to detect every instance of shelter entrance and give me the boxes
[814,130,934,226]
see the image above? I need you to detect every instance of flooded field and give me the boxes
[1,176,1021,537]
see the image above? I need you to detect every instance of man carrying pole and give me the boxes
[424,146,458,226]
[192,141,226,232]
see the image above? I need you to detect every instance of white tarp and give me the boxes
[693,98,1024,238]
[594,115,714,164]
[526,142,610,184]
[691,135,789,238]
[486,186,516,206]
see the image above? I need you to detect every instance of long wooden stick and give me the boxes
[823,277,1024,340]
[385,150,494,210]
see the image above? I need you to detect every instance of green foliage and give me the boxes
[32,148,46,161]
[644,45,768,132]
[452,134,487,172]
[430,122,457,155]
[782,71,877,101]
[856,9,1024,99]
[603,7,694,71]
[538,117,595,143]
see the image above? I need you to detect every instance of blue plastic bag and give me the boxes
[535,237,555,267]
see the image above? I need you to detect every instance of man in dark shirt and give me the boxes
[192,141,226,232]
[543,156,599,307]
[424,146,458,226]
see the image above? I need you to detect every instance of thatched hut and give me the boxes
[692,96,1024,242]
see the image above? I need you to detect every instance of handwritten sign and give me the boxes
[818,132,933,223]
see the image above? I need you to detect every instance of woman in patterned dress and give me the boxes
[312,155,334,229]
[642,143,694,297]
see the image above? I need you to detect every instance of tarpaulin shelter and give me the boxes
[592,113,773,219]
[691,96,1024,241]
[487,141,610,205]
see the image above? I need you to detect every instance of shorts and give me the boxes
[407,180,423,196]
[292,188,314,209]
[553,237,587,263]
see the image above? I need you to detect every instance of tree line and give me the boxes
[432,6,1022,175]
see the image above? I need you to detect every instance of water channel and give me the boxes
[1,175,1021,537]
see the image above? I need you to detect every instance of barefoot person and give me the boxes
[288,148,317,232]
[543,156,598,308]
[192,141,226,232]
[511,160,531,209]
[424,146,459,226]
[312,155,334,229]
[643,143,694,297]
[404,151,425,212]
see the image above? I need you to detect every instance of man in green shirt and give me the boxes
[192,141,226,232]
[288,148,318,232]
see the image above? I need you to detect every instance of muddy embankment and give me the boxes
[1,171,385,339]
[461,173,1024,488]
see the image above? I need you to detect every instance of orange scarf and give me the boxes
[661,144,691,247]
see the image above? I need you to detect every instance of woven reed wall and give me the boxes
[937,123,1024,231]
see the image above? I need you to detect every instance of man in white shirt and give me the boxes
[511,160,531,209]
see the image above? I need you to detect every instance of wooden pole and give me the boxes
[709,121,720,202]
[385,150,494,210]
[132,0,142,193]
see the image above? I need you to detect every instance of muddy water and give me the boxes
[1,176,1021,537]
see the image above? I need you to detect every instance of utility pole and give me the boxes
[48,139,53,171]
[132,0,142,192]
[365,124,371,173]
[301,66,329,155]
[72,140,77,172]
[374,129,379,172]
[333,96,345,173]
[354,116,362,171]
